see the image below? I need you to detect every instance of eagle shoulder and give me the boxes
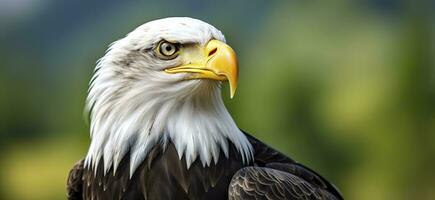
[67,159,84,200]
[233,131,344,200]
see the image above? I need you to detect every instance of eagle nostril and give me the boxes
[208,48,217,57]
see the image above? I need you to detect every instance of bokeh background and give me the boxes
[1,0,434,199]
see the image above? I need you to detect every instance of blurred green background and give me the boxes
[1,0,434,199]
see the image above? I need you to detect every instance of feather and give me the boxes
[83,17,252,176]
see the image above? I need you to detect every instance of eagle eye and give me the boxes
[156,41,179,59]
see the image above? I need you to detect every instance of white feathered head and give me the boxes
[84,17,252,176]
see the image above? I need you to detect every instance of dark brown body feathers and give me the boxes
[67,132,343,200]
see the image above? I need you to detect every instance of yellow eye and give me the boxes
[157,41,179,59]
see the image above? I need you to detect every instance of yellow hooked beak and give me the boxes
[164,40,238,98]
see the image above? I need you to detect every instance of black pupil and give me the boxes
[165,45,172,52]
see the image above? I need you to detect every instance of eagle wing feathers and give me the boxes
[228,131,343,200]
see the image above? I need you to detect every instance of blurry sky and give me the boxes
[0,0,434,200]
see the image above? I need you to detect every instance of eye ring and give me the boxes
[156,40,180,60]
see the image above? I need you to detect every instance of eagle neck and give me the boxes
[85,80,253,176]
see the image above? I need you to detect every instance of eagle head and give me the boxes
[85,17,253,176]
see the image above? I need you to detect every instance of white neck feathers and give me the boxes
[84,64,253,176]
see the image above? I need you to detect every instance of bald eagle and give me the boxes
[67,17,343,200]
